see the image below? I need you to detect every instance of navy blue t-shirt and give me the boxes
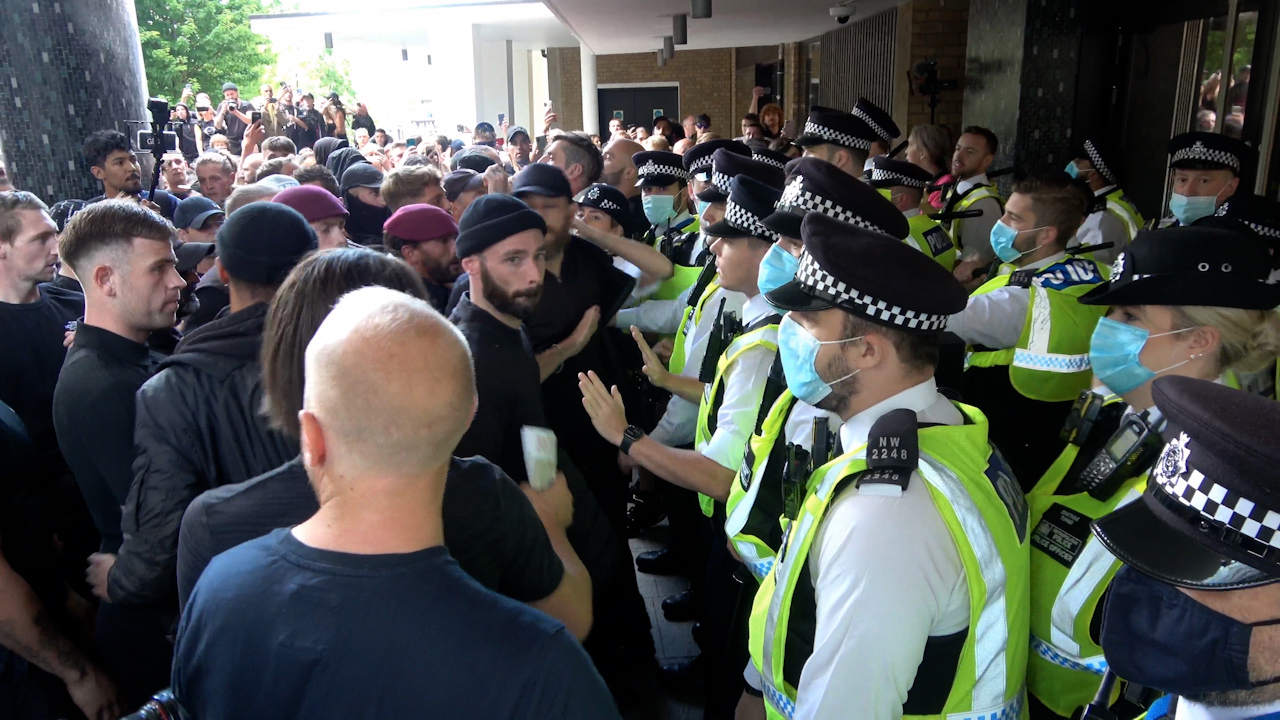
[173,528,620,719]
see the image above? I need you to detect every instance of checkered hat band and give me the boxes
[594,198,620,211]
[637,160,690,182]
[724,199,780,242]
[1216,203,1280,238]
[1084,140,1116,185]
[776,179,888,235]
[712,170,732,195]
[1172,145,1240,171]
[851,106,891,143]
[688,155,714,174]
[1156,465,1280,552]
[802,120,872,151]
[754,153,786,169]
[870,167,925,188]
[794,253,949,331]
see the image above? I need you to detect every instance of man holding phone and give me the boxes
[213,82,256,156]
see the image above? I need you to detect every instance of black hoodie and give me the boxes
[109,302,299,606]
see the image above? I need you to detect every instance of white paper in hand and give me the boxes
[521,426,558,491]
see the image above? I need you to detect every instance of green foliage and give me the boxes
[270,50,357,101]
[134,0,278,101]
[1203,12,1258,83]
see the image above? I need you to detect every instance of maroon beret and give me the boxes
[383,203,459,242]
[273,185,348,223]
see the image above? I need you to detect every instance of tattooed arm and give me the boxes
[0,539,121,719]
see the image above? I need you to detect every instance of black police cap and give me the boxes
[853,97,899,145]
[574,183,631,229]
[752,146,792,171]
[1093,376,1280,589]
[1211,193,1280,248]
[793,106,878,152]
[704,175,784,242]
[868,156,934,190]
[761,157,909,241]
[1078,226,1280,310]
[696,149,785,204]
[682,139,750,179]
[1168,131,1256,176]
[632,150,688,189]
[766,212,967,333]
[1076,138,1118,186]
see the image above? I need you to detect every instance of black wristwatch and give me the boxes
[620,425,645,455]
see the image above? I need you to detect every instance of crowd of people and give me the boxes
[1,69,1279,720]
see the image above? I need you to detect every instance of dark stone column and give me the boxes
[0,0,149,203]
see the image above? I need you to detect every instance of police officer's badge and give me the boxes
[586,186,600,200]
[739,449,754,491]
[1111,252,1126,280]
[1155,432,1192,483]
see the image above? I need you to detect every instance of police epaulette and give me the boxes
[1008,269,1035,288]
[855,408,919,491]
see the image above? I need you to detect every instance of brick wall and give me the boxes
[547,47,584,133]
[906,0,969,135]
[781,42,807,134]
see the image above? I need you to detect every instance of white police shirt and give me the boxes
[953,173,1002,263]
[796,378,970,720]
[698,293,778,471]
[946,251,1068,351]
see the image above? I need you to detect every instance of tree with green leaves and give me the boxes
[270,50,357,102]
[134,0,278,101]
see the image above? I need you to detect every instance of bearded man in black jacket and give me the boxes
[90,203,315,607]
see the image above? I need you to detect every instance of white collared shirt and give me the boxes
[793,379,970,720]
[698,293,779,470]
[1072,185,1129,265]
[1176,698,1280,720]
[902,207,921,220]
[947,251,1068,350]
[952,173,1002,263]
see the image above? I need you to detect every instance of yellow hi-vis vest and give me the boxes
[907,212,959,270]
[650,217,703,301]
[668,262,721,376]
[966,258,1108,402]
[694,319,780,517]
[1026,426,1145,716]
[1102,187,1144,240]
[726,389,800,580]
[947,184,1004,252]
[749,402,1031,720]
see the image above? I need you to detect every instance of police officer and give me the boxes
[1205,192,1280,284]
[634,149,701,301]
[1067,138,1144,265]
[1163,131,1256,227]
[752,147,791,172]
[1024,226,1280,719]
[1090,376,1280,719]
[741,211,1029,719]
[947,172,1108,487]
[580,175,785,703]
[868,155,959,269]
[944,126,1005,287]
[854,96,900,179]
[729,156,910,580]
[793,106,879,178]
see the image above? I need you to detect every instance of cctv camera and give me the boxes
[831,3,854,23]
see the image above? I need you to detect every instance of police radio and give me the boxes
[1065,412,1163,500]
[1060,390,1124,446]
[699,299,742,383]
[780,418,836,521]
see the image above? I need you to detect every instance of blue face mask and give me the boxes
[758,244,800,300]
[1088,317,1197,395]
[989,219,1048,264]
[696,200,711,221]
[1168,192,1221,225]
[643,194,676,225]
[778,315,861,406]
[1064,161,1079,179]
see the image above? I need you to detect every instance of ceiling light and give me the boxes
[674,14,688,45]
[692,0,711,19]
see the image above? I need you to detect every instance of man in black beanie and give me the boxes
[449,194,660,715]
[96,203,315,609]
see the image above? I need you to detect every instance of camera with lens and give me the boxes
[912,59,959,96]
[122,688,190,720]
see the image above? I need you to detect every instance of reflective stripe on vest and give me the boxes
[669,279,721,376]
[1103,187,1144,240]
[950,185,1004,248]
[751,403,1030,720]
[907,212,958,270]
[695,323,779,516]
[651,221,704,301]
[726,390,800,580]
[966,259,1106,402]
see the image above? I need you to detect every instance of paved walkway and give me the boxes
[629,523,703,719]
